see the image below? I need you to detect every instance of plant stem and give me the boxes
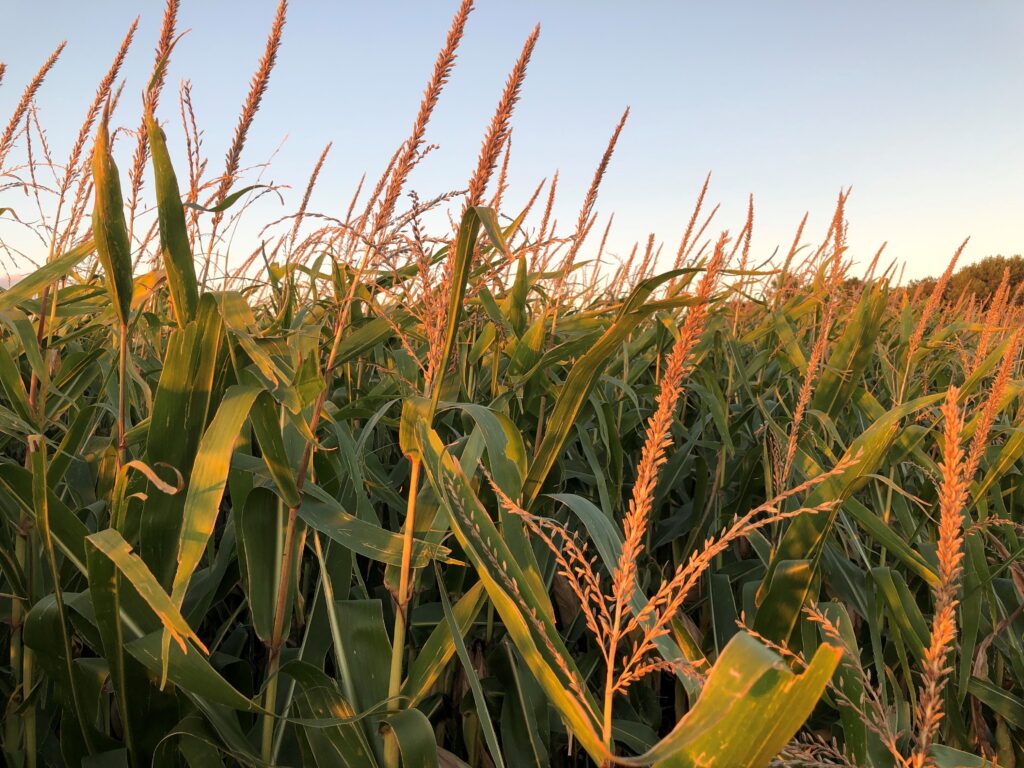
[23,645,35,768]
[261,245,376,758]
[30,437,95,755]
[19,264,51,768]
[312,533,357,705]
[602,603,622,750]
[260,667,280,761]
[8,523,27,763]
[384,457,421,768]
[116,322,128,465]
[261,304,349,760]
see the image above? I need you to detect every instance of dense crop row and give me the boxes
[1,2,1022,766]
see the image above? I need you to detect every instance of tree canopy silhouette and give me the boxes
[910,254,1024,301]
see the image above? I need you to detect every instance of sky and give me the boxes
[1,1,1023,280]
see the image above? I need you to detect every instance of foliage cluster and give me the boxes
[1,3,1022,767]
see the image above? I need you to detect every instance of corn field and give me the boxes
[1,2,1022,767]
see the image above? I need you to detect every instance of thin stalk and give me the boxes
[26,275,53,423]
[261,260,366,759]
[18,260,53,767]
[116,323,129,464]
[260,405,288,760]
[616,338,631,434]
[261,404,320,761]
[262,508,309,758]
[8,527,28,764]
[30,436,96,754]
[489,345,500,397]
[23,645,35,768]
[384,457,421,768]
[260,666,280,760]
[270,569,324,761]
[602,604,622,751]
[533,395,546,458]
[312,533,357,705]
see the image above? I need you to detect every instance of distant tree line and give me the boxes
[908,254,1024,301]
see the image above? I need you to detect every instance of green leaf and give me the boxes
[30,437,96,752]
[236,487,282,644]
[0,239,94,314]
[813,602,867,765]
[523,269,693,507]
[282,661,378,767]
[91,111,134,326]
[298,480,449,567]
[639,634,841,768]
[811,283,886,416]
[967,678,1024,730]
[382,708,439,768]
[930,744,1004,768]
[552,492,705,694]
[435,566,504,768]
[403,581,486,706]
[752,560,816,644]
[250,391,301,507]
[427,207,483,417]
[145,108,199,326]
[140,294,225,585]
[415,420,610,763]
[85,536,142,762]
[332,600,391,714]
[164,384,261,680]
[86,528,205,653]
[125,632,261,713]
[183,184,270,214]
[757,392,944,641]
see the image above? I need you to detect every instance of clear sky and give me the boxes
[2,1,1022,280]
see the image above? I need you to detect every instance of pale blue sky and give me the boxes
[2,2,1022,279]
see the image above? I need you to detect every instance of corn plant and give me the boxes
[1,2,1023,767]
